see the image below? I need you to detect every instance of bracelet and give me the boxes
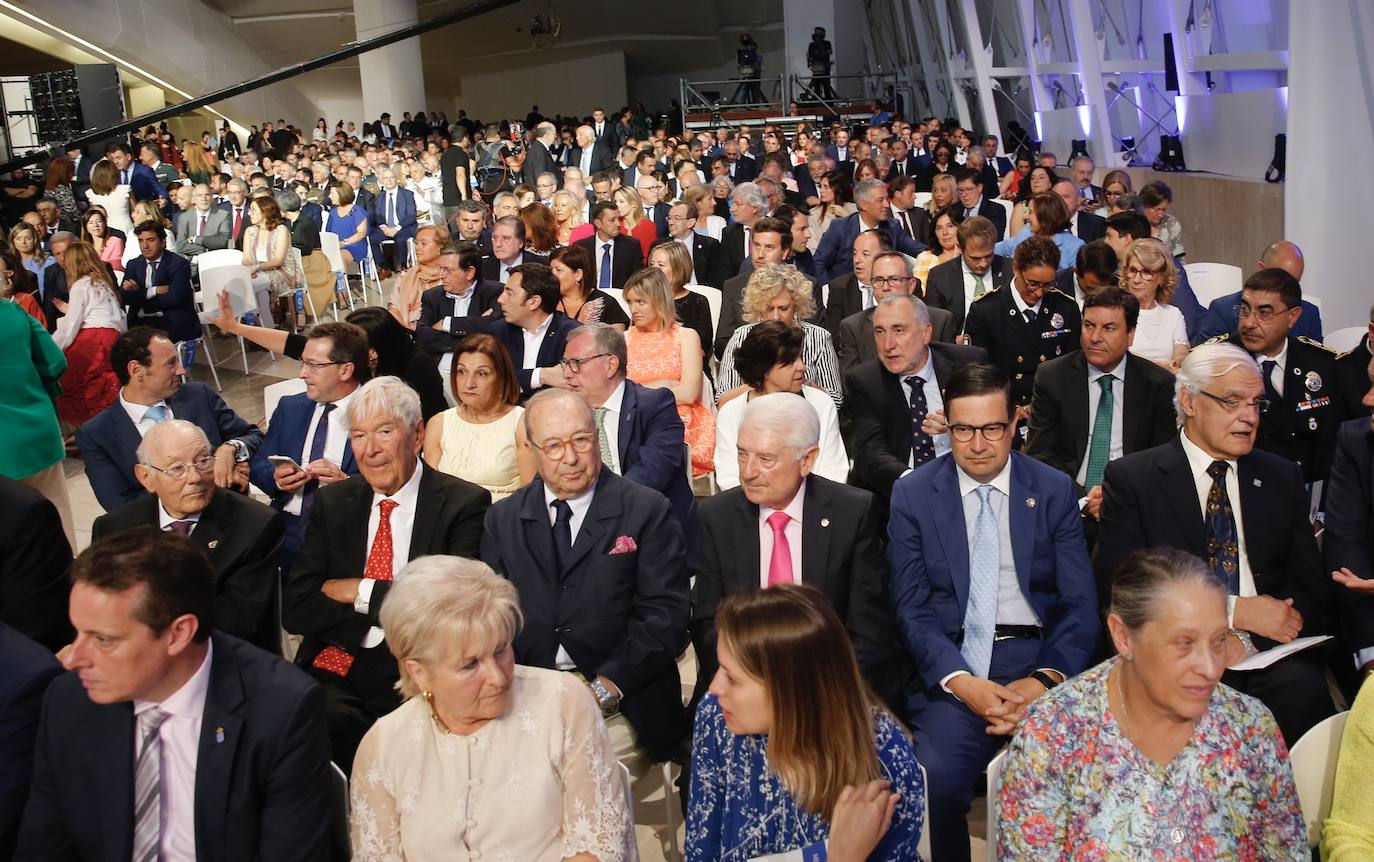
[1029,670,1059,691]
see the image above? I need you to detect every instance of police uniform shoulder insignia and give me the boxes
[1335,349,1354,360]
[971,287,1000,301]
[1046,287,1075,300]
[1296,335,1338,355]
[1203,334,1230,345]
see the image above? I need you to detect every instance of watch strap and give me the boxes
[1030,670,1059,690]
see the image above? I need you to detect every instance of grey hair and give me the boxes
[1110,548,1224,631]
[876,292,931,327]
[1072,154,1095,167]
[731,181,767,212]
[379,556,524,698]
[1174,342,1260,417]
[272,189,300,213]
[712,176,736,196]
[1114,193,1144,214]
[135,419,210,467]
[855,178,888,203]
[568,322,627,380]
[49,230,76,245]
[740,391,821,456]
[345,375,422,432]
[523,388,595,439]
[536,171,558,185]
[457,199,487,217]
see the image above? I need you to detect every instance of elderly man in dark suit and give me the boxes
[1097,342,1337,744]
[663,203,726,288]
[922,216,1014,336]
[0,624,61,858]
[1324,356,1374,678]
[174,184,232,259]
[78,328,263,512]
[17,528,334,861]
[479,216,550,284]
[92,420,286,653]
[488,262,580,400]
[0,478,72,652]
[844,294,987,500]
[836,250,956,375]
[120,222,199,344]
[481,388,691,764]
[284,376,491,771]
[889,362,1098,862]
[691,392,901,708]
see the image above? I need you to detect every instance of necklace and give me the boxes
[1115,667,1131,739]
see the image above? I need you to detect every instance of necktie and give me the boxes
[198,213,206,237]
[1205,461,1240,593]
[232,208,242,239]
[299,402,336,521]
[1084,375,1114,489]
[1260,359,1281,412]
[600,242,612,288]
[387,192,395,226]
[962,486,1000,678]
[145,259,157,294]
[905,376,937,467]
[765,511,794,586]
[144,404,169,424]
[861,284,874,310]
[166,519,194,536]
[311,497,398,676]
[1023,308,1037,325]
[593,406,615,470]
[551,499,573,570]
[121,169,129,185]
[900,210,914,239]
[974,273,988,297]
[132,708,169,862]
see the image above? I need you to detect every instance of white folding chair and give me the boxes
[1182,262,1243,307]
[686,284,722,343]
[196,248,245,273]
[992,198,1015,238]
[185,290,224,392]
[602,287,631,318]
[406,236,418,268]
[621,751,682,862]
[1325,326,1368,353]
[985,748,1009,862]
[318,231,353,317]
[198,263,263,373]
[917,762,932,861]
[914,191,933,209]
[262,378,307,428]
[1290,710,1350,847]
[329,761,350,858]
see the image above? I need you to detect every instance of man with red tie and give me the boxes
[219,179,250,249]
[282,376,490,771]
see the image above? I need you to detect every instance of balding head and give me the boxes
[134,420,215,518]
[1258,240,1304,281]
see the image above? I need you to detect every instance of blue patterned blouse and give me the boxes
[686,694,925,862]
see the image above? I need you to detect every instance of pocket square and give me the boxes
[610,535,638,555]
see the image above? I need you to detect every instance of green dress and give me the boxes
[0,300,66,479]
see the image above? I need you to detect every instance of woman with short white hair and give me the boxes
[349,556,635,862]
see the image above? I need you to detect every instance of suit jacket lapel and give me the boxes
[1236,456,1268,587]
[194,492,230,561]
[112,405,144,470]
[730,493,762,593]
[1007,456,1036,599]
[617,385,637,465]
[799,477,833,595]
[407,466,444,558]
[194,637,244,862]
[1158,437,1206,548]
[1065,353,1090,469]
[518,480,560,586]
[1120,356,1150,453]
[562,471,620,574]
[97,704,136,861]
[931,460,971,611]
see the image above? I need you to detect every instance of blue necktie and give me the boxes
[599,242,612,288]
[144,404,169,424]
[300,402,336,520]
[962,485,1000,678]
[1204,461,1240,593]
[904,375,937,467]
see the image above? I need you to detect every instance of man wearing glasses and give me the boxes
[635,173,670,240]
[414,241,503,392]
[93,420,285,653]
[480,387,691,765]
[954,171,1006,239]
[888,362,1097,861]
[1097,341,1337,746]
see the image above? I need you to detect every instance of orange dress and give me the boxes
[625,325,715,477]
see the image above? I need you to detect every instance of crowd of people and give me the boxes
[2,98,1374,862]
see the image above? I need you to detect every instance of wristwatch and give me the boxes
[1228,629,1258,659]
[589,679,621,718]
[227,439,250,463]
[1029,670,1059,691]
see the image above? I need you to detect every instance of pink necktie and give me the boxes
[766,511,794,587]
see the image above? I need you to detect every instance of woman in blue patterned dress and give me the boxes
[997,548,1306,860]
[687,584,924,861]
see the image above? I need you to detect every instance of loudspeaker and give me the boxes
[1162,34,1180,92]
[27,63,124,148]
[1265,133,1286,183]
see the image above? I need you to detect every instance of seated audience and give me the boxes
[806,170,855,254]
[242,193,305,328]
[623,267,714,476]
[715,215,793,357]
[385,223,446,330]
[283,376,491,770]
[119,221,198,345]
[1335,305,1372,418]
[1055,238,1118,308]
[888,362,1097,862]
[574,201,641,290]
[520,201,560,256]
[0,623,61,858]
[1097,343,1337,743]
[2,246,47,326]
[718,263,842,409]
[17,528,334,859]
[913,205,963,290]
[1323,354,1374,673]
[550,242,629,328]
[423,333,533,500]
[922,215,1013,336]
[1007,164,1055,236]
[837,249,957,375]
[0,478,72,651]
[480,388,691,764]
[1055,179,1107,243]
[1323,678,1374,859]
[954,169,1006,237]
[173,183,230,259]
[1091,168,1132,217]
[997,548,1305,858]
[1119,237,1188,371]
[324,181,369,265]
[813,177,926,285]
[1105,211,1205,341]
[1194,240,1323,344]
[661,201,726,288]
[367,166,419,275]
[487,262,580,400]
[481,214,549,283]
[276,188,335,316]
[1141,180,1184,257]
[51,240,126,425]
[714,321,848,488]
[648,240,714,365]
[78,327,262,511]
[822,229,887,339]
[614,185,656,263]
[349,556,634,860]
[995,191,1085,267]
[551,188,591,246]
[687,584,924,861]
[414,240,502,378]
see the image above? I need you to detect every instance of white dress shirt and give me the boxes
[898,351,951,467]
[521,312,554,389]
[120,390,173,437]
[133,641,213,862]
[596,380,625,474]
[158,501,201,533]
[544,483,596,669]
[1008,278,1043,318]
[1075,359,1127,488]
[1179,430,1257,603]
[497,252,524,284]
[757,482,806,588]
[354,460,425,648]
[959,258,992,316]
[286,389,356,516]
[674,235,698,283]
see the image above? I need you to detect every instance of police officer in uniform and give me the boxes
[964,235,1081,443]
[1209,267,1343,482]
[1335,319,1372,419]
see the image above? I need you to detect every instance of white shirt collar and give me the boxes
[1008,283,1041,315]
[543,481,596,517]
[1254,338,1289,366]
[135,639,213,716]
[371,459,424,510]
[323,386,357,413]
[158,500,202,529]
[600,379,627,414]
[956,457,1013,498]
[119,389,169,425]
[1180,427,1237,477]
[901,349,933,383]
[1087,355,1127,381]
[524,311,554,339]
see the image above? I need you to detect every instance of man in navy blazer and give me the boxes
[120,224,198,344]
[888,363,1097,862]
[0,624,61,858]
[813,179,927,284]
[366,166,418,273]
[486,262,580,400]
[414,242,503,361]
[1326,362,1374,676]
[77,328,263,512]
[17,529,333,862]
[103,141,168,203]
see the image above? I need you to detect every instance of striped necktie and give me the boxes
[132,707,170,862]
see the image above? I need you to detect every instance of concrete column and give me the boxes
[957,0,1001,137]
[1065,0,1117,163]
[353,0,426,124]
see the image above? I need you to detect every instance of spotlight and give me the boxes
[1153,134,1186,171]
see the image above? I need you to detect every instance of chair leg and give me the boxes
[661,762,681,861]
[238,334,249,375]
[199,339,223,391]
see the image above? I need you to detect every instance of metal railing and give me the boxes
[680,70,909,130]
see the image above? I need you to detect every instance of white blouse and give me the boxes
[51,275,127,350]
[350,665,635,862]
[1128,302,1189,364]
[713,386,849,490]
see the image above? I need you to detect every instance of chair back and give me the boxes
[914,191,933,209]
[318,231,347,273]
[985,748,1009,862]
[1325,325,1368,353]
[197,248,244,273]
[992,198,1015,238]
[329,761,350,857]
[262,378,308,429]
[917,762,932,861]
[1289,710,1350,847]
[602,287,631,317]
[198,264,254,321]
[1182,262,1243,307]
[686,284,722,343]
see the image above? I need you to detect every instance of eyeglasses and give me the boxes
[535,433,598,460]
[1103,190,1123,199]
[1198,390,1269,414]
[1236,303,1291,322]
[300,360,342,373]
[1020,276,1057,292]
[558,353,611,373]
[143,454,215,481]
[948,422,1010,442]
[1125,266,1160,281]
[872,275,914,288]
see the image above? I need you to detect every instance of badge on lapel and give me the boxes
[1305,371,1323,392]
[1050,312,1064,329]
[1025,497,1036,509]
[207,539,220,549]
[820,518,831,527]
[215,726,225,744]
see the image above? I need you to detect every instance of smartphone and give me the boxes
[267,455,301,470]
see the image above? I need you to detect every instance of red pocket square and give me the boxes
[610,535,638,554]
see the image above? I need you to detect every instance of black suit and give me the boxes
[0,624,61,859]
[570,143,613,176]
[1024,350,1178,493]
[645,202,671,240]
[966,285,1082,411]
[1097,438,1335,742]
[885,156,921,181]
[1324,417,1374,662]
[821,273,869,339]
[284,466,491,768]
[482,469,690,761]
[713,271,752,360]
[0,478,72,652]
[718,222,751,282]
[842,345,989,498]
[39,266,68,333]
[488,312,580,400]
[524,140,560,189]
[479,251,549,285]
[414,281,503,357]
[573,235,640,290]
[18,633,333,862]
[670,233,725,289]
[691,476,903,709]
[1073,211,1107,243]
[1336,334,1372,418]
[723,156,757,183]
[835,305,957,377]
[960,198,1007,238]
[922,254,1014,335]
[890,207,931,247]
[92,490,286,653]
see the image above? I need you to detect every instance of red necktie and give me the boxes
[232,208,242,240]
[198,213,206,237]
[312,499,400,676]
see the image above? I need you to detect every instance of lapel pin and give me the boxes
[1253,478,1262,487]
[215,726,225,744]
[820,517,830,527]
[207,539,220,549]
[1025,497,1036,508]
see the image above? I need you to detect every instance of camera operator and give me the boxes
[807,27,836,100]
[731,34,766,105]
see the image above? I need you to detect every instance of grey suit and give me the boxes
[175,207,232,257]
[836,305,957,377]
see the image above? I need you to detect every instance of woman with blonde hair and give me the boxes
[183,142,214,185]
[552,188,592,246]
[647,240,712,364]
[1119,237,1188,370]
[684,183,726,240]
[612,185,654,264]
[10,222,54,286]
[687,584,924,861]
[717,263,842,409]
[923,172,957,230]
[350,556,634,861]
[623,267,715,475]
[50,241,126,424]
